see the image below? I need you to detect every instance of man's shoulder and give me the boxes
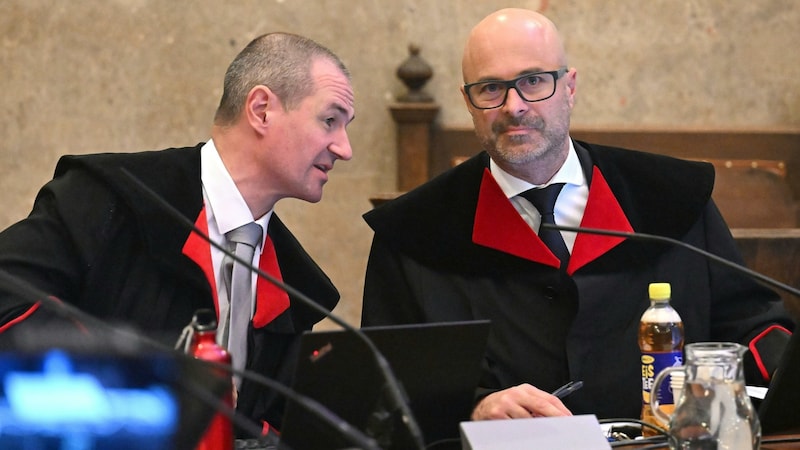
[580,140,716,237]
[53,144,204,198]
[54,144,204,179]
[364,152,487,233]
[582,140,713,177]
[362,153,490,267]
[46,145,206,224]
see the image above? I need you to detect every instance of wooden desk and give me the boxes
[762,433,800,449]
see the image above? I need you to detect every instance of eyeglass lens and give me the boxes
[468,72,557,109]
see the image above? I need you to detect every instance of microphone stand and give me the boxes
[541,223,800,298]
[120,168,425,450]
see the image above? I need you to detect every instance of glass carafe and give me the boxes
[651,342,761,449]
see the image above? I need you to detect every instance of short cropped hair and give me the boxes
[214,32,350,125]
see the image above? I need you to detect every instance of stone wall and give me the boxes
[1,0,798,327]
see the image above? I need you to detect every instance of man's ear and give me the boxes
[565,68,577,109]
[245,85,279,131]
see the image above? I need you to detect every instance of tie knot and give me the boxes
[226,222,263,249]
[520,183,565,215]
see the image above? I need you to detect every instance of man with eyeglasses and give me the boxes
[361,8,792,423]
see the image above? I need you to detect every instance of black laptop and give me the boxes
[757,323,800,434]
[279,320,491,450]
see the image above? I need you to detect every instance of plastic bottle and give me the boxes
[639,282,684,435]
[189,309,234,450]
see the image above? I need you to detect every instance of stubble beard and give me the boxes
[479,114,569,166]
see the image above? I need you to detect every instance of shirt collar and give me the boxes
[201,139,271,241]
[489,139,584,198]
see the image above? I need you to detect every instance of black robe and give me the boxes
[362,141,792,420]
[0,144,339,432]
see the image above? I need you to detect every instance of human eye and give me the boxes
[520,74,545,88]
[323,105,352,129]
[479,82,503,95]
[322,113,342,129]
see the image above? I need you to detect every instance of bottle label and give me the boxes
[641,351,683,405]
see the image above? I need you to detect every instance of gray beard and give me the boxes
[481,122,568,166]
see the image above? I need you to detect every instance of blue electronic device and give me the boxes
[0,349,181,450]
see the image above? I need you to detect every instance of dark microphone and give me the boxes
[0,269,380,450]
[541,223,800,299]
[119,168,425,450]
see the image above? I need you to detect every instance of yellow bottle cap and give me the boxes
[649,282,671,300]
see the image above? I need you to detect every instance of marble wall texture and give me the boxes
[2,0,798,327]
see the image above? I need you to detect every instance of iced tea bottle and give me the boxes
[639,282,684,436]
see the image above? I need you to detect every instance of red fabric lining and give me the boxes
[182,206,218,315]
[748,324,792,382]
[472,167,633,273]
[0,302,41,334]
[253,235,290,328]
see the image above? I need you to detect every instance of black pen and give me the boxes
[551,380,583,399]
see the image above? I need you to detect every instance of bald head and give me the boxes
[462,8,566,83]
[459,8,576,185]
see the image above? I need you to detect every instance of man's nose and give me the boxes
[330,131,353,161]
[502,86,530,116]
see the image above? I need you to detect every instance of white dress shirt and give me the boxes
[200,140,271,322]
[489,139,589,252]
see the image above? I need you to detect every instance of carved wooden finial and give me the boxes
[396,43,433,102]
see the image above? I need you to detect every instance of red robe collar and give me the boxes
[181,206,289,327]
[473,167,633,275]
[182,207,218,313]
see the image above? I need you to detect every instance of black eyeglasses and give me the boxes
[464,67,569,110]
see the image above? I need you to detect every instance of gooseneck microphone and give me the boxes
[0,269,380,450]
[120,168,426,450]
[541,223,800,298]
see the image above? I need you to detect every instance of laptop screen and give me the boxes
[280,320,491,450]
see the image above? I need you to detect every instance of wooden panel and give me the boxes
[432,126,800,177]
[431,126,481,176]
[430,126,800,228]
[699,158,796,228]
[390,103,440,191]
[732,228,800,320]
[569,128,800,158]
[400,126,800,311]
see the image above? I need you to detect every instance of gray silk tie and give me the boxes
[221,222,262,389]
[520,183,570,268]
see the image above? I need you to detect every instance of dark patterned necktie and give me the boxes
[519,183,569,268]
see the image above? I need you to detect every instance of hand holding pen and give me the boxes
[472,381,582,420]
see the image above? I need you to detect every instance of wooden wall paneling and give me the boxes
[732,228,800,320]
[390,123,800,314]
